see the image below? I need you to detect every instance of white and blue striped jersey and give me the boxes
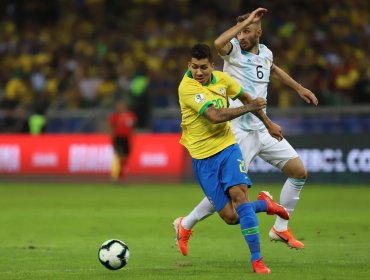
[221,38,273,130]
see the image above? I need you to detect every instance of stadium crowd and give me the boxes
[0,0,369,130]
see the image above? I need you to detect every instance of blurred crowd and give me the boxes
[0,0,369,130]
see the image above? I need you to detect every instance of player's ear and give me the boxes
[188,61,191,69]
[257,28,262,37]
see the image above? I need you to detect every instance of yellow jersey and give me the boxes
[178,70,243,159]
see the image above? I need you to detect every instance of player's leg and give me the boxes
[175,129,260,234]
[189,188,289,227]
[176,128,284,234]
[174,189,241,234]
[278,157,307,227]
[119,137,130,178]
[219,145,270,273]
[177,197,216,229]
[200,182,270,273]
[173,197,216,256]
[269,157,306,248]
[204,137,288,224]
[173,147,244,256]
[180,195,239,228]
[235,130,289,218]
[258,130,306,248]
[111,138,122,182]
[227,185,262,258]
[174,153,223,256]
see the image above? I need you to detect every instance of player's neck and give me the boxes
[241,43,259,55]
[203,74,212,86]
[249,43,259,55]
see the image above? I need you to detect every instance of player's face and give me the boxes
[236,24,261,51]
[188,58,214,85]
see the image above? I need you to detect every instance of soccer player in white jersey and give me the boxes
[174,8,318,255]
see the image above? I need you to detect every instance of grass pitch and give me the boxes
[0,182,369,280]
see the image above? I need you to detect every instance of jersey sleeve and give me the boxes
[179,81,213,116]
[261,44,274,68]
[223,73,244,100]
[219,38,239,62]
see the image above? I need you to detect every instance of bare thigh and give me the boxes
[218,184,249,225]
[282,157,307,179]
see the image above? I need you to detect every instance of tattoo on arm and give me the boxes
[205,105,253,124]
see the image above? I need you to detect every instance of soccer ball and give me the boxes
[98,239,130,270]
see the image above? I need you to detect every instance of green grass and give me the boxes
[0,182,369,280]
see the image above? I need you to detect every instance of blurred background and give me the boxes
[0,0,369,183]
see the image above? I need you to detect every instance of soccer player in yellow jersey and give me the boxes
[176,43,289,274]
[176,8,319,253]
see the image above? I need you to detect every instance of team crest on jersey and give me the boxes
[219,87,226,96]
[194,93,206,104]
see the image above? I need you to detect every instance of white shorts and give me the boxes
[232,127,299,172]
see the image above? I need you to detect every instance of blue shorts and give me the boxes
[192,144,253,212]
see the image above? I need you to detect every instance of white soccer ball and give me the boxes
[98,239,130,270]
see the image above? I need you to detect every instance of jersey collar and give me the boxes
[240,44,260,56]
[241,49,260,55]
[185,70,216,86]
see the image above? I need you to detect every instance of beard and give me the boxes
[239,36,258,52]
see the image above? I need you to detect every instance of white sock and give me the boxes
[182,197,216,229]
[273,178,305,232]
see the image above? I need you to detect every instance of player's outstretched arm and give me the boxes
[203,97,266,124]
[271,63,318,106]
[238,92,283,141]
[214,7,268,56]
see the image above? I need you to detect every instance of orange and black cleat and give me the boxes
[269,227,305,249]
[257,191,290,220]
[252,258,271,274]
[173,217,192,256]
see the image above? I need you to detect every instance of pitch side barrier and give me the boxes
[246,134,370,184]
[180,133,370,184]
[0,134,184,183]
[0,133,369,184]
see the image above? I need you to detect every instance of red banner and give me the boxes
[0,134,183,176]
[128,134,184,175]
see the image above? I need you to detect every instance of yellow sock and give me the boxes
[111,153,121,180]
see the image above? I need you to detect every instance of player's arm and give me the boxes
[270,63,318,106]
[203,98,266,124]
[214,7,267,56]
[238,92,283,141]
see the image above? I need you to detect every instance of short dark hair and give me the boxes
[190,43,213,62]
[236,13,262,28]
[236,13,250,23]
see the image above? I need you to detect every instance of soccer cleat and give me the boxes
[173,217,192,256]
[251,258,271,274]
[269,227,305,249]
[257,191,290,220]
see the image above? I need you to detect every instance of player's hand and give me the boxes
[267,122,283,141]
[247,97,266,112]
[297,87,318,106]
[246,7,268,24]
